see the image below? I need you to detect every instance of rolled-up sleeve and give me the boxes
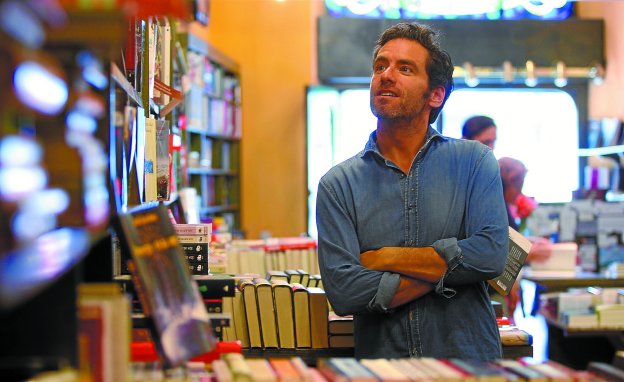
[316,177,397,316]
[439,149,509,287]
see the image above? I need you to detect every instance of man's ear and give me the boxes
[428,86,445,108]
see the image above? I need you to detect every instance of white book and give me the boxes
[144,116,157,202]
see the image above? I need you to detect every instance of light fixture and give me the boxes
[13,60,68,115]
[525,60,537,87]
[554,61,567,87]
[463,62,479,87]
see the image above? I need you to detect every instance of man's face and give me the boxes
[370,38,437,122]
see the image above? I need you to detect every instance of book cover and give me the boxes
[387,359,431,382]
[266,270,289,282]
[285,269,303,285]
[291,283,311,348]
[488,226,532,296]
[308,286,329,349]
[318,358,377,382]
[232,288,250,348]
[247,359,278,382]
[496,359,548,382]
[359,358,410,382]
[78,304,105,382]
[78,283,131,382]
[268,358,303,382]
[254,278,279,348]
[328,313,354,335]
[155,119,171,201]
[194,274,236,299]
[239,278,262,348]
[114,203,216,367]
[143,116,157,202]
[271,279,295,349]
[328,334,354,348]
[223,352,253,382]
[221,295,236,342]
[173,223,212,236]
[448,359,507,382]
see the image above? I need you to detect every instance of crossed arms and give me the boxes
[360,246,447,308]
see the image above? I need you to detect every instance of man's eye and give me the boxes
[374,65,386,73]
[400,66,412,73]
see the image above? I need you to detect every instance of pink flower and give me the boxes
[514,194,537,219]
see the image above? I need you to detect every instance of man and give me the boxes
[316,22,509,360]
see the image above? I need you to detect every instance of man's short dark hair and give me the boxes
[373,22,454,125]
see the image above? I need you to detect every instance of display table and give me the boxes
[520,270,624,369]
[243,344,532,366]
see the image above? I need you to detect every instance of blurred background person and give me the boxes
[461,115,497,149]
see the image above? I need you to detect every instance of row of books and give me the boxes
[210,237,320,277]
[541,286,624,329]
[186,85,242,138]
[208,354,623,382]
[224,277,331,349]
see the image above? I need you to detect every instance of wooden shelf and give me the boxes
[187,168,238,176]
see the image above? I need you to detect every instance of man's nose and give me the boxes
[380,66,396,83]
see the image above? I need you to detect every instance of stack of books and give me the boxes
[174,223,212,275]
[227,274,329,350]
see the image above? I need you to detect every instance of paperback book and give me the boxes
[114,203,216,367]
[488,226,532,296]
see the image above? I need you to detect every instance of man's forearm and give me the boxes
[361,246,447,282]
[389,276,434,308]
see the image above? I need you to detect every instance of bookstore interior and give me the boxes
[1,0,624,381]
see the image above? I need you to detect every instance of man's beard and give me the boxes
[370,90,430,121]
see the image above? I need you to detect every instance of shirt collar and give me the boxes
[359,126,448,158]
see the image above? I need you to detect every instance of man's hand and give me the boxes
[360,246,447,282]
[389,276,434,308]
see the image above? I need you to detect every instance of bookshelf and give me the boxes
[181,31,242,234]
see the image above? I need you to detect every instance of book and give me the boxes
[387,359,432,382]
[412,358,468,382]
[223,352,253,382]
[498,325,533,346]
[246,359,278,382]
[173,223,212,236]
[114,203,216,367]
[194,274,236,299]
[77,282,132,382]
[307,286,329,348]
[496,359,548,382]
[255,278,279,348]
[268,358,304,382]
[232,287,250,347]
[271,279,296,349]
[488,226,532,296]
[291,283,311,348]
[266,270,289,282]
[317,358,377,382]
[296,269,310,287]
[418,358,466,382]
[360,358,410,382]
[239,278,262,348]
[448,358,507,382]
[286,269,303,284]
[328,334,354,348]
[328,313,354,335]
[588,361,624,381]
[155,119,171,201]
[221,295,236,341]
[143,116,157,202]
[213,359,234,382]
[523,362,574,382]
[77,303,105,382]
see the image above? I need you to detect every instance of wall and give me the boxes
[192,0,324,239]
[578,2,624,119]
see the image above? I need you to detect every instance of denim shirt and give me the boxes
[316,127,509,360]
